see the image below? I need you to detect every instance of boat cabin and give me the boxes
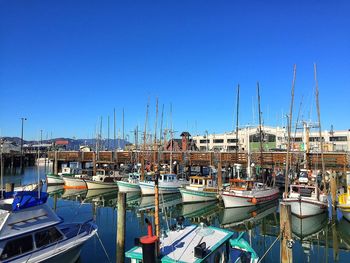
[160,174,176,182]
[289,184,317,198]
[189,176,215,188]
[229,179,255,191]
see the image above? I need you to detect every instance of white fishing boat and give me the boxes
[139,173,189,195]
[283,184,328,218]
[179,176,218,203]
[84,169,118,190]
[0,191,97,263]
[117,172,141,192]
[63,175,87,189]
[221,179,279,208]
[46,173,64,185]
[47,167,83,186]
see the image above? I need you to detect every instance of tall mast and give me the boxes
[141,101,149,181]
[257,82,264,179]
[107,115,110,150]
[153,98,159,165]
[170,103,173,174]
[122,108,125,145]
[114,108,116,150]
[314,63,326,189]
[235,84,240,160]
[285,64,296,195]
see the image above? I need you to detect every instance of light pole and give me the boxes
[20,117,27,172]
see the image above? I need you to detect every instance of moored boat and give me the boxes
[221,179,279,208]
[46,173,64,185]
[337,186,350,221]
[139,173,189,195]
[180,176,218,203]
[283,184,328,218]
[0,191,97,263]
[84,169,118,190]
[117,172,141,192]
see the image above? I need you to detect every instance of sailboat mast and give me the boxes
[114,108,116,151]
[257,82,264,179]
[170,103,173,173]
[142,102,149,180]
[285,64,296,195]
[314,63,326,189]
[235,84,240,161]
[122,108,125,144]
[153,98,159,165]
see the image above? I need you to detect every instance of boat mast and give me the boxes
[285,64,296,195]
[235,84,240,162]
[141,101,149,181]
[0,139,3,198]
[153,98,159,166]
[257,82,264,181]
[314,63,326,189]
[170,103,173,174]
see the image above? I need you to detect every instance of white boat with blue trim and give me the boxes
[180,175,218,203]
[139,174,189,195]
[117,173,141,192]
[0,191,97,263]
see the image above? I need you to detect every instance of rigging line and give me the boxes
[96,232,112,263]
[257,232,282,263]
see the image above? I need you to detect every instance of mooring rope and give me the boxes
[257,232,282,263]
[95,232,112,263]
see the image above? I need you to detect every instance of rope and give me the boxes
[96,232,112,263]
[257,232,282,263]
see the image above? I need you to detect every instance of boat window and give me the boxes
[163,175,167,181]
[1,235,33,260]
[35,227,63,248]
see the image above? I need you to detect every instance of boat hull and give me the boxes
[139,182,181,195]
[47,174,64,185]
[63,176,87,189]
[221,188,279,208]
[85,180,118,190]
[283,198,328,218]
[180,188,218,203]
[117,181,140,192]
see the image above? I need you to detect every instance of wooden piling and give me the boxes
[117,192,126,263]
[280,202,293,263]
[330,172,337,207]
[54,151,58,175]
[217,162,222,189]
[93,152,97,176]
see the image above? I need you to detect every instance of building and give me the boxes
[193,125,350,152]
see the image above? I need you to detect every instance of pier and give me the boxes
[47,150,349,172]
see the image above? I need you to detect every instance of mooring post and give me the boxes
[93,152,97,176]
[280,202,293,263]
[54,151,58,175]
[330,172,337,207]
[217,162,222,189]
[117,192,126,263]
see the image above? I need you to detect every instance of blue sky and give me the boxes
[1,0,349,141]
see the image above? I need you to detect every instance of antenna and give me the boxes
[257,82,264,177]
[235,84,240,159]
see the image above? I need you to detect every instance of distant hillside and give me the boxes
[2,137,130,150]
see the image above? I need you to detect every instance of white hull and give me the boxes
[47,175,64,185]
[139,182,181,195]
[63,177,87,189]
[180,188,218,203]
[283,198,328,218]
[117,181,140,192]
[85,180,118,190]
[221,188,279,208]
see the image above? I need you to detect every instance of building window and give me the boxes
[1,235,33,260]
[227,146,238,151]
[213,139,224,143]
[330,136,347,142]
[293,137,302,142]
[309,137,324,142]
[35,227,63,248]
[199,146,207,151]
[227,139,238,143]
[200,139,209,144]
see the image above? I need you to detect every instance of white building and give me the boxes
[193,125,350,153]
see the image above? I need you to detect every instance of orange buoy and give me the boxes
[251,197,258,205]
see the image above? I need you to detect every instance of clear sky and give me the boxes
[1,0,349,141]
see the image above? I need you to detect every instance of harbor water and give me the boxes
[5,166,350,263]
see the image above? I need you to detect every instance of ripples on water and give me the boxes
[4,167,350,263]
